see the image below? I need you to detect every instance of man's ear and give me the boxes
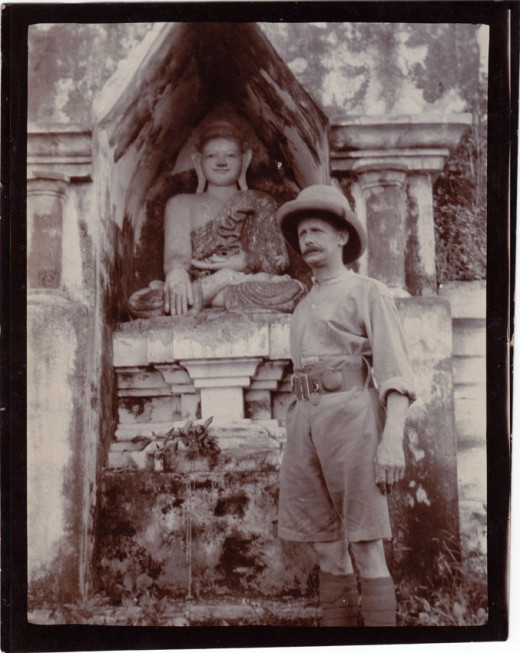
[192,153,206,193]
[238,148,252,190]
[339,228,350,247]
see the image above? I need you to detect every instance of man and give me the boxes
[276,184,415,627]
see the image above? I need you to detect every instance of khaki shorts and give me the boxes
[278,386,392,543]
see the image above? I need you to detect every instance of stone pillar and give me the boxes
[27,177,67,289]
[355,165,408,291]
[406,173,437,295]
[27,174,91,605]
[331,116,472,296]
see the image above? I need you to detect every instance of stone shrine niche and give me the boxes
[94,23,330,322]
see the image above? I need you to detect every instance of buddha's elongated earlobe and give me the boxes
[238,148,252,191]
[192,153,206,193]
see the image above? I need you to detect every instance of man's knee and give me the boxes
[350,539,389,578]
[313,539,354,575]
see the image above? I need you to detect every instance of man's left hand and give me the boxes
[374,391,409,495]
[374,425,405,495]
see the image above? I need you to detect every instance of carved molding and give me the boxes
[354,165,408,191]
[331,115,471,175]
[28,126,92,181]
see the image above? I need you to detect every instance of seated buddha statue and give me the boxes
[128,119,306,318]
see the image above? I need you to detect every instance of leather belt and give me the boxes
[292,361,369,403]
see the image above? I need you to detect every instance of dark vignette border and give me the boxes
[3,1,515,651]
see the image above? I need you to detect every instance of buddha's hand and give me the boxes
[191,251,247,272]
[164,267,194,315]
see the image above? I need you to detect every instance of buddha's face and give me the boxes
[200,137,243,187]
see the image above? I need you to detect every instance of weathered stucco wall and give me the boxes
[27,174,102,605]
[439,281,487,554]
[27,294,88,603]
[28,23,156,125]
[28,22,487,127]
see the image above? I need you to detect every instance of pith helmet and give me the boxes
[276,184,366,264]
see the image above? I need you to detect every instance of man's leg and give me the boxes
[313,540,359,626]
[350,539,397,626]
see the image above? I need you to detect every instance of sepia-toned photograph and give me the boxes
[5,1,514,650]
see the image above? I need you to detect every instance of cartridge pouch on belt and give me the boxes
[291,359,370,404]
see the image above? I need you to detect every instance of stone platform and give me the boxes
[95,299,461,617]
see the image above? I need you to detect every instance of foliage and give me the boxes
[433,79,487,283]
[397,543,488,626]
[31,545,487,626]
[403,24,487,282]
[173,418,220,460]
[133,417,220,470]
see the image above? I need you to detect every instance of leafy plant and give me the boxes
[433,75,487,284]
[132,417,220,471]
[396,543,488,626]
[176,418,220,459]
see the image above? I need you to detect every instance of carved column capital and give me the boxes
[354,163,408,191]
[27,176,68,196]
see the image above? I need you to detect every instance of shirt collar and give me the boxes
[312,267,352,286]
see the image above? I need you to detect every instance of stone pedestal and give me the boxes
[112,312,293,439]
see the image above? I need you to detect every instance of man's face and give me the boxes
[297,216,348,269]
[201,137,243,187]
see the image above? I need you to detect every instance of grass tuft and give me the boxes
[397,550,487,626]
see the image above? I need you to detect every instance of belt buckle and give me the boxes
[292,374,320,403]
[291,376,303,401]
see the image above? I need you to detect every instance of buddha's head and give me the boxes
[193,119,252,192]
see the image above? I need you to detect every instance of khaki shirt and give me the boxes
[290,268,416,405]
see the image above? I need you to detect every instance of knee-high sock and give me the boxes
[318,570,359,626]
[360,576,397,626]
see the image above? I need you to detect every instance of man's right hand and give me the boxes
[164,267,194,315]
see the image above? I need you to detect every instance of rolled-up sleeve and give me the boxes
[365,293,416,405]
